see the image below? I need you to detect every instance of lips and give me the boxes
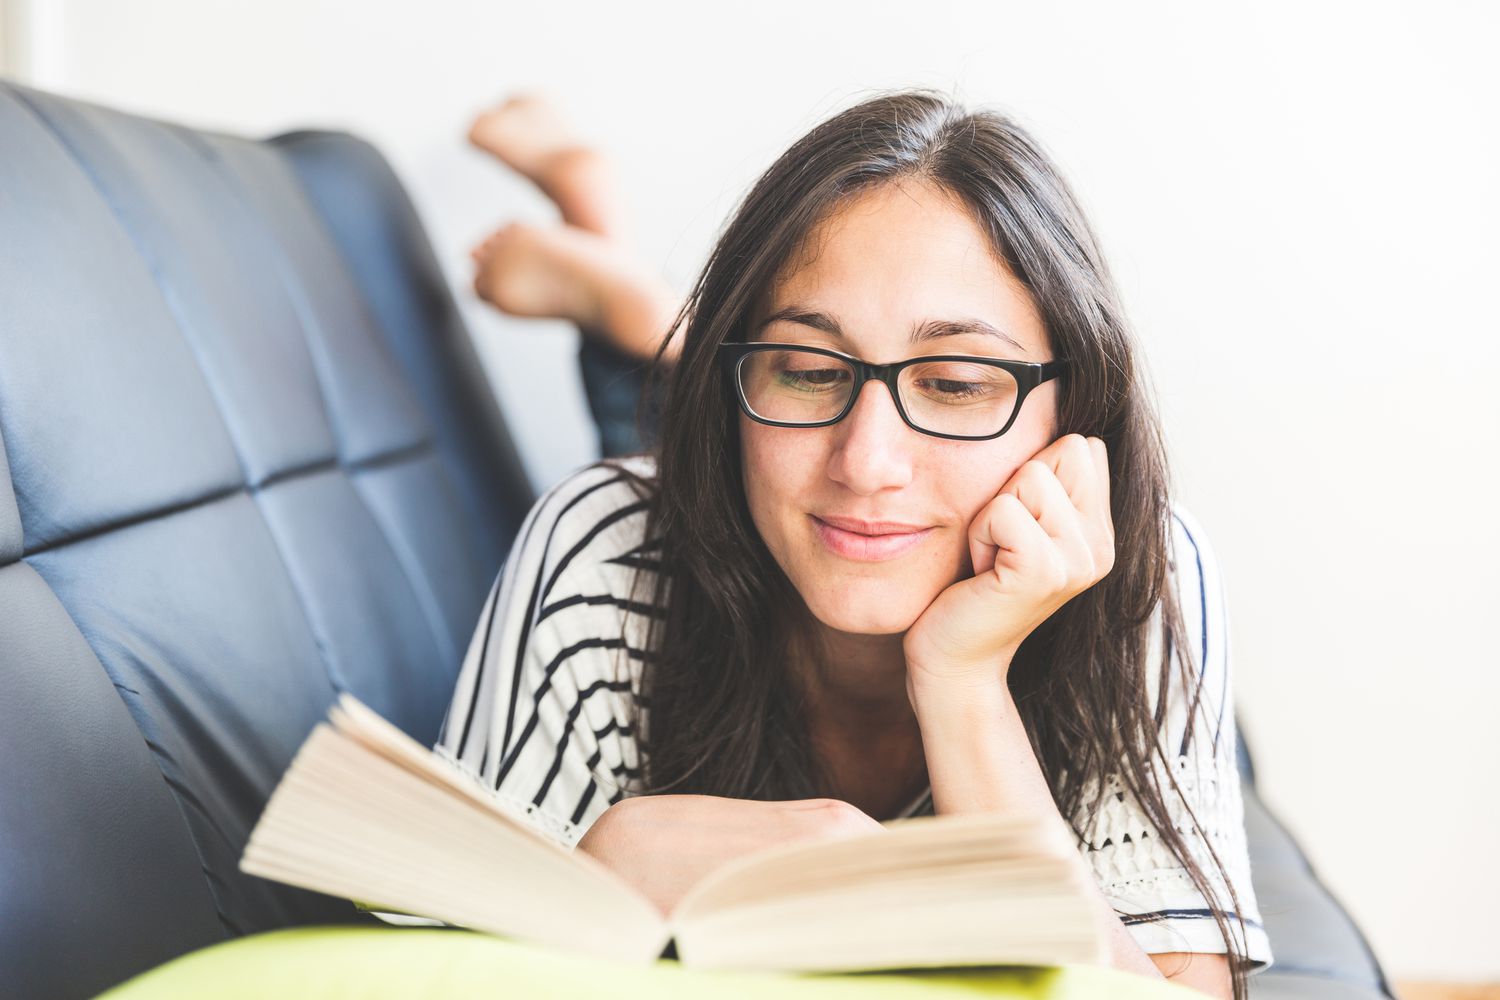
[811,514,934,562]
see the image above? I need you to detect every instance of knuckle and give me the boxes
[817,797,855,818]
[1045,553,1071,591]
[1019,460,1050,485]
[816,798,866,831]
[1071,553,1096,587]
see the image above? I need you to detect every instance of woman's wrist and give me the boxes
[906,662,1080,857]
[904,647,1018,716]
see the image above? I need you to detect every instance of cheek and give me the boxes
[736,420,1056,634]
[739,419,822,542]
[933,440,1040,553]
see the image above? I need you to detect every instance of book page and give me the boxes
[241,696,670,963]
[671,812,1070,914]
[667,812,1107,972]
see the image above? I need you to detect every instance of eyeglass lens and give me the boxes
[736,349,1021,438]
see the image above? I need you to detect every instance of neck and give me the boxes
[796,621,912,726]
[792,619,928,818]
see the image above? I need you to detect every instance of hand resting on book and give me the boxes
[242,695,1109,970]
[576,794,886,915]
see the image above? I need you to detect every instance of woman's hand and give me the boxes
[903,433,1116,697]
[575,794,883,915]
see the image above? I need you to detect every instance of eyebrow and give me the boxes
[756,306,1029,355]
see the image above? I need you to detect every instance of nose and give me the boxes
[824,380,916,495]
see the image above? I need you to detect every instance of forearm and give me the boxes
[576,793,885,915]
[907,676,1166,980]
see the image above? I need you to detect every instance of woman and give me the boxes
[445,90,1274,999]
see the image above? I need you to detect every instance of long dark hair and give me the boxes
[617,89,1254,998]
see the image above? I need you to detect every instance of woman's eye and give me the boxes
[917,378,991,400]
[777,367,849,390]
[907,362,1018,405]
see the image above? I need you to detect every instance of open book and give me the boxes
[240,694,1109,973]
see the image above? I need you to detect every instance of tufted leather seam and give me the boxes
[37,109,454,676]
[255,438,431,492]
[176,127,432,460]
[18,440,437,561]
[8,86,459,943]
[7,87,255,480]
[343,437,432,475]
[12,88,451,675]
[0,421,21,568]
[21,481,245,560]
[23,582,238,947]
[182,130,460,672]
[0,77,251,910]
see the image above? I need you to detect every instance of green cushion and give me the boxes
[99,926,1201,999]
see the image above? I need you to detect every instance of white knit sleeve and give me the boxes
[1077,503,1274,974]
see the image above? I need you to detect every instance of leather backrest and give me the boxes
[0,79,532,998]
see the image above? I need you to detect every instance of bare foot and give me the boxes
[468,94,629,242]
[470,222,681,364]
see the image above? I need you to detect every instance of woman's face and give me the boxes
[740,178,1059,636]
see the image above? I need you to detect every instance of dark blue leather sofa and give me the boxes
[0,79,1395,999]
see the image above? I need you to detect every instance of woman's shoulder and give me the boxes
[515,454,660,583]
[1157,499,1229,668]
[506,455,665,644]
[526,453,659,532]
[1162,499,1230,660]
[1164,500,1222,585]
[433,456,661,825]
[1146,499,1234,758]
[1085,500,1273,971]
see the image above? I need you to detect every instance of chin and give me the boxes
[802,576,934,635]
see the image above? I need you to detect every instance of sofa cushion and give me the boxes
[0,79,532,998]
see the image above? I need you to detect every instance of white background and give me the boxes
[4,0,1497,981]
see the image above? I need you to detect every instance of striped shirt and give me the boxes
[433,455,1275,973]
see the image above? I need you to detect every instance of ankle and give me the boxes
[597,272,682,364]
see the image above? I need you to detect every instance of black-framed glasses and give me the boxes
[717,342,1067,441]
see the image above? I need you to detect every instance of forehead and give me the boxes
[758,178,1048,358]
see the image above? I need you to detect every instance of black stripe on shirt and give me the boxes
[1172,511,1211,759]
[1118,908,1264,931]
[593,717,635,741]
[450,578,502,760]
[613,538,663,559]
[537,592,667,624]
[582,744,642,781]
[565,754,643,828]
[539,500,650,605]
[494,640,650,788]
[570,780,598,826]
[604,554,662,572]
[498,472,629,762]
[1212,566,1230,754]
[530,677,636,807]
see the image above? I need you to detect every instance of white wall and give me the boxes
[7,0,1497,980]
